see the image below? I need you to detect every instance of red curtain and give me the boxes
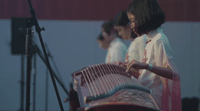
[0,0,199,21]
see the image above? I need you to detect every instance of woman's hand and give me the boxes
[119,62,128,67]
[114,61,123,65]
[126,60,148,72]
[125,60,174,80]
[113,62,127,66]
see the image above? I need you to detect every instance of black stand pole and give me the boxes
[45,43,64,84]
[25,23,33,111]
[33,42,69,97]
[45,65,49,111]
[45,47,50,111]
[19,27,69,97]
[26,0,64,111]
[20,54,25,111]
[32,53,36,111]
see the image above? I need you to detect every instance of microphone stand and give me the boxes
[32,42,69,97]
[45,47,50,111]
[26,0,64,111]
[32,50,36,111]
[45,43,65,85]
[19,28,69,97]
[20,54,25,111]
[45,66,49,111]
[25,20,33,111]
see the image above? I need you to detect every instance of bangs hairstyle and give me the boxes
[97,33,104,41]
[127,0,165,35]
[102,20,114,35]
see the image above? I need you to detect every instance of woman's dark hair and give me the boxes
[97,33,104,41]
[113,11,129,26]
[113,11,138,39]
[127,0,165,35]
[102,20,114,35]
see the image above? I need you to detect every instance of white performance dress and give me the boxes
[139,27,181,111]
[125,35,147,63]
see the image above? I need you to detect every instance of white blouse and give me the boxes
[126,35,147,62]
[139,27,180,109]
[105,38,127,63]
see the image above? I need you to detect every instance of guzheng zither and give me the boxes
[72,63,160,111]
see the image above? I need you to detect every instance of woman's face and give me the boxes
[114,25,132,40]
[127,12,139,36]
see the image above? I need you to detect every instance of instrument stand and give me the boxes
[25,0,64,111]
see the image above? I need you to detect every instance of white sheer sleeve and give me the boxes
[154,37,181,111]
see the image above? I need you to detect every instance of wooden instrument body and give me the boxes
[73,64,160,111]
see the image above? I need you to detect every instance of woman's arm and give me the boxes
[126,60,173,80]
[146,64,173,79]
